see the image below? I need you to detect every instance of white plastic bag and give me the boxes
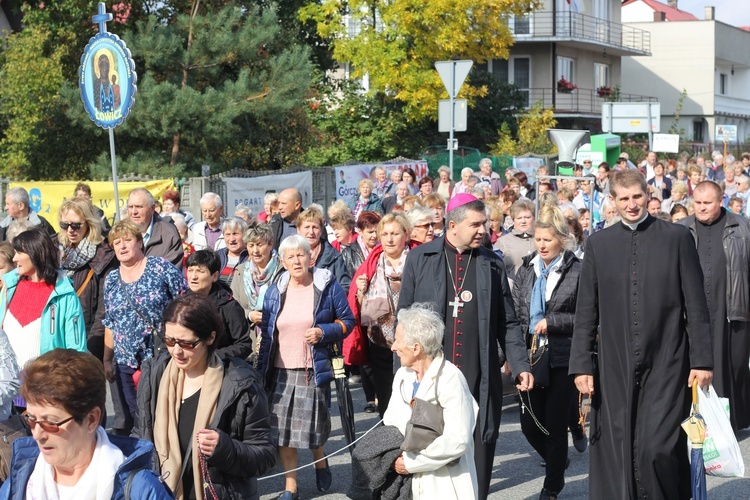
[697,384,745,477]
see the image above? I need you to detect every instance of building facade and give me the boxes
[483,0,653,130]
[622,1,750,144]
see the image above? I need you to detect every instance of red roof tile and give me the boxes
[622,0,699,21]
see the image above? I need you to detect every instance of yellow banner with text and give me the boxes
[10,180,175,232]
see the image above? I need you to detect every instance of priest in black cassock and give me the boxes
[570,169,713,500]
[679,181,750,431]
[398,194,532,500]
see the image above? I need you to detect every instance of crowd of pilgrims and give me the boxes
[0,146,747,500]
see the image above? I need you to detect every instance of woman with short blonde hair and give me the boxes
[297,207,351,292]
[347,212,414,417]
[347,179,384,221]
[511,203,582,499]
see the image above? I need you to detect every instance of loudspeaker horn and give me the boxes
[547,129,591,173]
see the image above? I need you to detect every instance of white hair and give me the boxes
[234,205,253,220]
[264,192,278,204]
[406,206,434,227]
[168,212,187,233]
[471,187,485,198]
[222,217,248,234]
[200,192,223,208]
[278,234,311,260]
[397,303,444,359]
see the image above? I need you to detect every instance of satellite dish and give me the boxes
[547,129,591,175]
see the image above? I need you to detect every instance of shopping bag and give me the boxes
[696,384,745,477]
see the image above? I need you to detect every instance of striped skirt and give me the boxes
[269,368,331,449]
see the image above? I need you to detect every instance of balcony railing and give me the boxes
[511,12,651,54]
[521,88,657,115]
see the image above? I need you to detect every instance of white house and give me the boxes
[483,0,653,130]
[621,1,750,143]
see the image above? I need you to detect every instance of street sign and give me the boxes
[602,101,661,151]
[653,133,679,153]
[438,99,467,132]
[716,124,737,142]
[601,102,660,133]
[436,60,473,99]
[436,60,473,179]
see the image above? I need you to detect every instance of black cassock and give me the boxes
[569,216,713,500]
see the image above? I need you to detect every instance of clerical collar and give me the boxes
[696,208,726,227]
[444,238,476,256]
[621,212,649,231]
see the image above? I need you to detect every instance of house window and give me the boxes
[491,57,529,87]
[511,14,531,35]
[514,58,530,89]
[595,63,610,89]
[693,121,704,142]
[593,0,609,20]
[720,73,728,95]
[492,59,508,83]
[557,56,575,85]
[491,57,530,106]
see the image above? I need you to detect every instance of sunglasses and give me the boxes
[418,222,436,229]
[162,335,204,350]
[59,221,84,231]
[22,412,75,433]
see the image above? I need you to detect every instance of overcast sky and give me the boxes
[676,0,750,27]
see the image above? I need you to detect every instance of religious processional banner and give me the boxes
[334,161,428,201]
[10,179,174,231]
[223,171,313,217]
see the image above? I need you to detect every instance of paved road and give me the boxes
[106,377,750,499]
[253,380,750,499]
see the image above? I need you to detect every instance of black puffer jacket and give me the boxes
[316,238,352,294]
[133,353,276,500]
[205,282,252,359]
[512,250,582,368]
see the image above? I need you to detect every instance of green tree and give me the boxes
[0,28,93,179]
[454,70,526,152]
[63,1,314,171]
[489,100,557,156]
[304,76,438,166]
[300,0,538,121]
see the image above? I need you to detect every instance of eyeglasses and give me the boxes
[59,221,84,231]
[22,412,75,433]
[418,222,436,229]
[162,335,204,350]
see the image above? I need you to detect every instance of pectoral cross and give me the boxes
[449,295,463,318]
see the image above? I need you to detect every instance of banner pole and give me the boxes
[109,128,121,223]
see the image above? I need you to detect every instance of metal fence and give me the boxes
[524,88,657,114]
[512,11,651,55]
[205,165,336,213]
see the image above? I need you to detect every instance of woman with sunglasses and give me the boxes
[134,294,275,500]
[406,205,436,244]
[0,227,86,405]
[1,349,172,499]
[102,220,187,436]
[58,198,119,362]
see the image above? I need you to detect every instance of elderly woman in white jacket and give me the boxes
[383,304,479,499]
